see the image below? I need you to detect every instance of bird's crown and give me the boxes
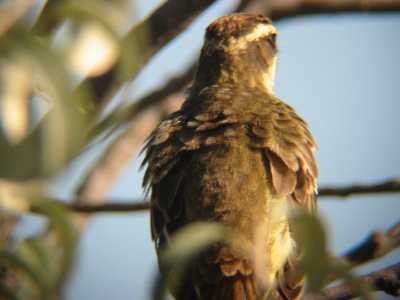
[205,13,277,50]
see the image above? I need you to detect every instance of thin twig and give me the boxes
[319,178,400,198]
[305,263,400,300]
[269,0,400,21]
[30,199,151,214]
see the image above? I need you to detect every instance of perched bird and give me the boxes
[142,13,318,300]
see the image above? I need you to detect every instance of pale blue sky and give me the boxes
[17,1,400,299]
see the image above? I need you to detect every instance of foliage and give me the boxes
[0,200,77,299]
[0,0,131,298]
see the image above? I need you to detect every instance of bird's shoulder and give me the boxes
[245,94,318,210]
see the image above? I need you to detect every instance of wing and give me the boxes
[247,96,318,299]
[141,105,240,249]
[247,96,318,212]
[141,111,186,247]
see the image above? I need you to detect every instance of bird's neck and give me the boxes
[193,50,277,94]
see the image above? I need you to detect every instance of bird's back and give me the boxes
[142,84,317,299]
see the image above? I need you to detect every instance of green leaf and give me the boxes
[292,213,331,291]
[0,250,45,291]
[0,198,79,299]
[154,222,229,299]
[0,29,93,180]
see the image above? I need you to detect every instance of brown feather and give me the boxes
[267,150,297,196]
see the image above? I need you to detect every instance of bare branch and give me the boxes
[269,0,400,21]
[342,221,400,267]
[319,178,400,198]
[35,196,400,216]
[31,199,151,214]
[76,109,161,201]
[306,263,400,300]
[72,178,400,213]
[91,63,196,138]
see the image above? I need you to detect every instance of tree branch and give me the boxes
[30,179,400,215]
[269,0,400,21]
[306,263,400,300]
[90,63,196,139]
[342,221,400,267]
[31,199,151,214]
[319,178,400,198]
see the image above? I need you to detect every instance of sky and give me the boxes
[16,1,400,299]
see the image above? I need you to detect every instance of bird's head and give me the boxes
[194,13,278,93]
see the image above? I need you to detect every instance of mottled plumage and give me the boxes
[142,13,318,300]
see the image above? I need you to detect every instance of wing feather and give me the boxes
[248,97,318,211]
[142,108,241,247]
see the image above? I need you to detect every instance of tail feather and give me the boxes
[177,271,301,300]
[175,247,304,300]
[206,275,258,300]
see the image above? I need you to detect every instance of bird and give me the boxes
[141,13,318,300]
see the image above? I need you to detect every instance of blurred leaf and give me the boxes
[0,29,93,180]
[53,0,130,35]
[0,0,36,37]
[65,21,120,78]
[0,211,19,248]
[161,222,229,268]
[293,213,329,289]
[34,200,78,285]
[0,180,42,214]
[0,56,32,143]
[293,213,373,299]
[0,199,78,299]
[0,250,44,292]
[31,0,63,36]
[292,213,331,291]
[153,222,229,299]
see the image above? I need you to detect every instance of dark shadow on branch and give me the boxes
[305,263,400,300]
[342,221,400,266]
